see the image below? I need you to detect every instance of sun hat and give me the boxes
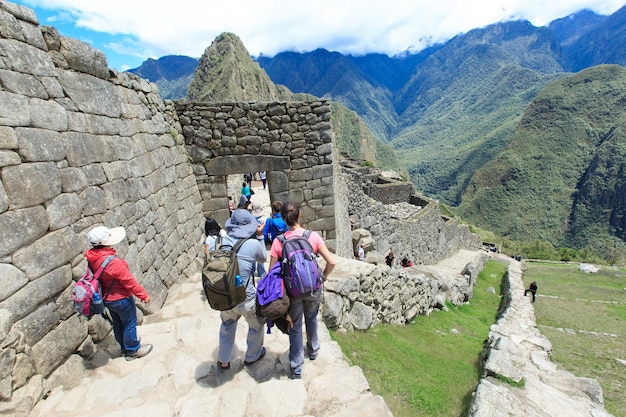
[237,195,250,208]
[225,209,258,238]
[88,226,126,246]
[251,202,263,217]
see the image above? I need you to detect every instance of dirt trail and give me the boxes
[248,178,272,219]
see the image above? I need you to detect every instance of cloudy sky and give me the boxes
[11,0,626,71]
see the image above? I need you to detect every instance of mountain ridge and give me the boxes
[182,32,406,174]
[127,6,626,249]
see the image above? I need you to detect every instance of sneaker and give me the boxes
[289,369,302,380]
[125,344,153,361]
[308,351,318,361]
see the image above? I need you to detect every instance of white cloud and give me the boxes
[17,0,626,60]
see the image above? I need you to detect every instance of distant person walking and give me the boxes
[263,201,288,245]
[357,244,365,261]
[85,226,152,361]
[268,201,336,380]
[259,171,267,189]
[241,182,252,201]
[524,281,538,303]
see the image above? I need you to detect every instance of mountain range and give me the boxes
[128,6,626,250]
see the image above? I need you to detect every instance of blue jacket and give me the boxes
[263,213,288,243]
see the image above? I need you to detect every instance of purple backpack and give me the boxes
[278,230,322,297]
[256,262,290,321]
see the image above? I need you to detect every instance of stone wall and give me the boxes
[0,1,204,405]
[176,100,344,252]
[322,251,488,330]
[468,261,613,416]
[342,164,481,265]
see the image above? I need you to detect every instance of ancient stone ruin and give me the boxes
[0,0,474,409]
[0,2,614,416]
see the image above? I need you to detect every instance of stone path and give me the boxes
[537,325,618,338]
[26,244,490,417]
[538,294,626,305]
[248,178,272,219]
[29,262,393,417]
[469,260,614,417]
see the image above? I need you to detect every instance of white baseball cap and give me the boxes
[87,226,126,246]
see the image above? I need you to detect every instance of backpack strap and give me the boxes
[231,237,249,253]
[96,255,116,301]
[277,230,313,260]
[91,255,115,279]
[277,233,287,261]
[230,238,254,286]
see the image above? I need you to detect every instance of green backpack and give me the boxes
[202,238,249,310]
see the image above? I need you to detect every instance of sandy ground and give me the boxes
[248,179,272,219]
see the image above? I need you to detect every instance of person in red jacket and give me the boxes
[85,226,153,360]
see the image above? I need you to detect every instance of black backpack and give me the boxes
[202,238,249,310]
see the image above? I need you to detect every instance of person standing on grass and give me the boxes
[268,201,336,379]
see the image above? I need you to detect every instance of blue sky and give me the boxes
[10,0,626,72]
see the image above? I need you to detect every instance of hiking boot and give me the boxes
[308,350,318,361]
[289,369,302,379]
[125,344,153,361]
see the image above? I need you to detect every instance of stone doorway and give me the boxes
[199,155,290,228]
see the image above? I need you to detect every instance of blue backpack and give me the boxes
[278,230,322,297]
[265,216,288,243]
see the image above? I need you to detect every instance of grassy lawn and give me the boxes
[522,262,626,416]
[330,260,508,417]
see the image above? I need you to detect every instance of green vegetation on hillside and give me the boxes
[331,260,507,417]
[133,10,626,251]
[186,32,280,102]
[458,65,626,247]
[329,102,406,175]
[393,64,562,204]
[523,262,626,416]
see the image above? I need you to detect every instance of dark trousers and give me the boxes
[524,289,536,303]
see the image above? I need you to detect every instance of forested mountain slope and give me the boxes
[390,20,567,204]
[128,7,626,247]
[457,65,626,246]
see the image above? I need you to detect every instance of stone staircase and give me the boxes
[29,269,392,417]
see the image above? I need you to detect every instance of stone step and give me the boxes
[29,272,392,417]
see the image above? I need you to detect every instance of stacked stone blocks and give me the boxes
[342,164,481,265]
[176,100,338,244]
[0,1,204,407]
